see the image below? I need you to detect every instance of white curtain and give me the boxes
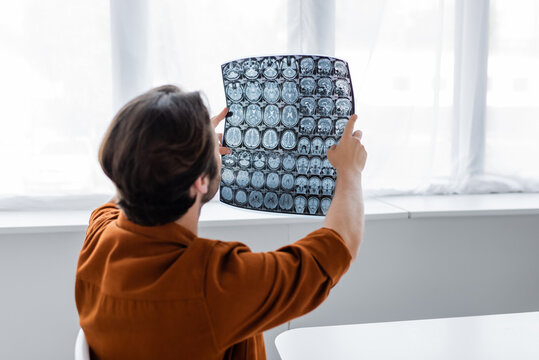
[1,0,538,209]
[0,0,114,210]
[484,0,539,190]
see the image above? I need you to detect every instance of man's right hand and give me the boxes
[327,114,367,176]
[323,114,367,261]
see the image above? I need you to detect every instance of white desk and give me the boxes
[276,312,539,360]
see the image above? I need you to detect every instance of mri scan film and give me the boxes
[220,55,354,216]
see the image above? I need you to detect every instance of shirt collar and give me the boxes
[116,210,197,246]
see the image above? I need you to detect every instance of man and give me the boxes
[75,85,367,359]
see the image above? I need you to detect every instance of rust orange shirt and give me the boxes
[75,203,351,360]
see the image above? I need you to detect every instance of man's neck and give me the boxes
[174,198,202,236]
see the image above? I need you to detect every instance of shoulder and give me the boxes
[90,201,120,222]
[194,237,253,260]
[83,202,120,247]
[88,202,119,230]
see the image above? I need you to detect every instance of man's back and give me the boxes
[76,203,351,360]
[76,85,366,359]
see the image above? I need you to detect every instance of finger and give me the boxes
[211,107,228,128]
[217,133,223,144]
[342,114,358,138]
[352,130,363,140]
[219,147,231,155]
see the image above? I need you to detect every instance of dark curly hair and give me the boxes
[99,85,218,226]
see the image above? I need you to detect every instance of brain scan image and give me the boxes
[253,151,266,169]
[322,177,335,195]
[294,196,307,213]
[262,129,279,149]
[317,78,333,96]
[235,190,247,205]
[296,156,309,174]
[317,98,334,116]
[300,78,316,95]
[266,172,279,189]
[282,154,296,171]
[221,186,233,201]
[281,173,295,190]
[245,81,262,102]
[309,157,322,175]
[226,82,243,101]
[263,105,280,126]
[334,61,348,77]
[224,62,242,80]
[236,170,250,187]
[222,153,237,167]
[281,105,299,127]
[279,193,294,210]
[263,81,280,103]
[299,118,315,134]
[225,127,242,148]
[228,104,244,126]
[221,55,354,215]
[295,176,308,193]
[245,104,262,126]
[244,128,261,148]
[264,192,278,209]
[300,98,316,116]
[321,158,335,176]
[300,58,314,75]
[281,130,297,150]
[317,59,332,76]
[335,119,348,136]
[309,177,321,195]
[297,137,310,155]
[243,59,260,79]
[251,171,265,189]
[282,82,299,104]
[317,118,332,135]
[311,137,324,155]
[324,138,336,154]
[267,153,281,170]
[261,58,279,79]
[238,151,251,168]
[335,79,350,96]
[281,57,298,79]
[321,198,331,215]
[248,190,263,208]
[307,197,320,214]
[336,98,353,116]
[221,168,235,185]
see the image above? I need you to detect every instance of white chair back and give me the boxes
[275,329,310,360]
[74,328,90,360]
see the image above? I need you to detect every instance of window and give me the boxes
[486,0,539,183]
[0,0,113,208]
[1,0,537,209]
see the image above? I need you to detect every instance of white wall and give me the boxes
[0,213,538,360]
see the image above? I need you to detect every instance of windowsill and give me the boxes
[0,193,538,234]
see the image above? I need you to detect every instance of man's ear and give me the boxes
[192,174,209,196]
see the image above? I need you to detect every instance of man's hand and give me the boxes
[327,114,367,177]
[323,114,367,261]
[211,107,231,156]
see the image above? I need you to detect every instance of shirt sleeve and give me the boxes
[204,227,352,350]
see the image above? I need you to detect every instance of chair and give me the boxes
[75,328,91,360]
[275,329,310,360]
